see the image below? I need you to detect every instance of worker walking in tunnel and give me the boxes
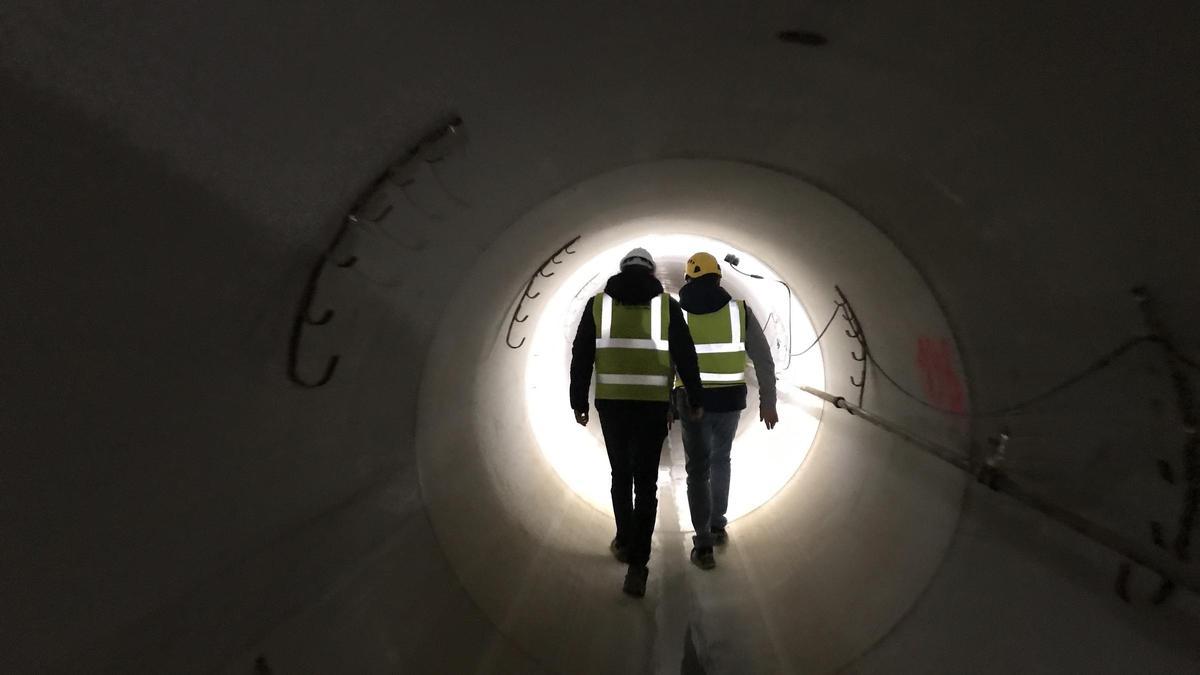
[674,252,778,570]
[570,247,706,598]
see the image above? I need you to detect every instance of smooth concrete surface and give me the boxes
[3,2,1199,673]
[417,161,968,673]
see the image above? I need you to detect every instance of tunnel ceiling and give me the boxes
[5,3,1195,252]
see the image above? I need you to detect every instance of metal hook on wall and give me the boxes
[288,250,348,388]
[391,117,472,219]
[504,309,527,349]
[286,114,471,388]
[504,235,582,350]
[305,308,334,326]
[1114,284,1194,606]
[289,353,340,388]
[836,285,870,406]
[1115,561,1176,605]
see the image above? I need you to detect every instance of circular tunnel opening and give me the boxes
[417,159,969,674]
[524,229,825,529]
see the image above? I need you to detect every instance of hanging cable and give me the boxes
[793,286,1187,419]
[865,336,1157,418]
[791,302,845,357]
[797,283,1161,418]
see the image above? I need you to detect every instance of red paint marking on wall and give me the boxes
[916,337,966,413]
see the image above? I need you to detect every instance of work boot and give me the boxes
[622,565,649,597]
[690,546,716,570]
[711,526,728,545]
[609,537,630,563]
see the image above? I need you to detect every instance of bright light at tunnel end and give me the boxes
[524,228,825,532]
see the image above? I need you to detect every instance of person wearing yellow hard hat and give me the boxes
[672,251,778,570]
[568,247,706,597]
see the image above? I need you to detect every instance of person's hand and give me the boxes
[760,404,779,430]
[687,405,704,422]
[574,409,589,426]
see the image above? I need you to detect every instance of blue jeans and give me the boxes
[676,397,740,549]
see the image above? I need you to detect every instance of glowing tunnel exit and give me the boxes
[524,228,826,529]
[417,160,972,672]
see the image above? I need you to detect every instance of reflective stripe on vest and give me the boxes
[593,292,673,401]
[678,300,747,388]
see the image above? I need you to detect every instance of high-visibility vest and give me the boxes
[677,300,747,389]
[593,292,673,401]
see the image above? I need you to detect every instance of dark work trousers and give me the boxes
[595,399,670,568]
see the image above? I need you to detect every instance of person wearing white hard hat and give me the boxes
[569,247,705,597]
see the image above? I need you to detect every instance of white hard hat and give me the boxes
[619,247,656,272]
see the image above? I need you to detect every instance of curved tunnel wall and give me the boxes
[417,160,970,673]
[4,2,1200,673]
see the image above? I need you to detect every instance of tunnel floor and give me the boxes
[605,422,796,673]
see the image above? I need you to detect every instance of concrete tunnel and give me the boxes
[2,3,1199,673]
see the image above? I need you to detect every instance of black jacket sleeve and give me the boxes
[569,297,596,412]
[668,298,705,405]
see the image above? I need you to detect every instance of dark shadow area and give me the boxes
[681,625,707,674]
[0,71,451,672]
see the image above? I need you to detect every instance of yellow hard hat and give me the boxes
[684,252,721,279]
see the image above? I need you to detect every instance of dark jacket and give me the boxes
[570,269,704,411]
[677,274,777,413]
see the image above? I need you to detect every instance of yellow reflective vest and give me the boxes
[676,300,747,389]
[593,292,673,401]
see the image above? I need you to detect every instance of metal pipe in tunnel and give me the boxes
[799,385,1200,597]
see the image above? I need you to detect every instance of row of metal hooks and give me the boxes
[1117,286,1197,605]
[504,235,581,349]
[836,284,869,406]
[825,282,1199,605]
[288,116,466,388]
[802,283,1200,602]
